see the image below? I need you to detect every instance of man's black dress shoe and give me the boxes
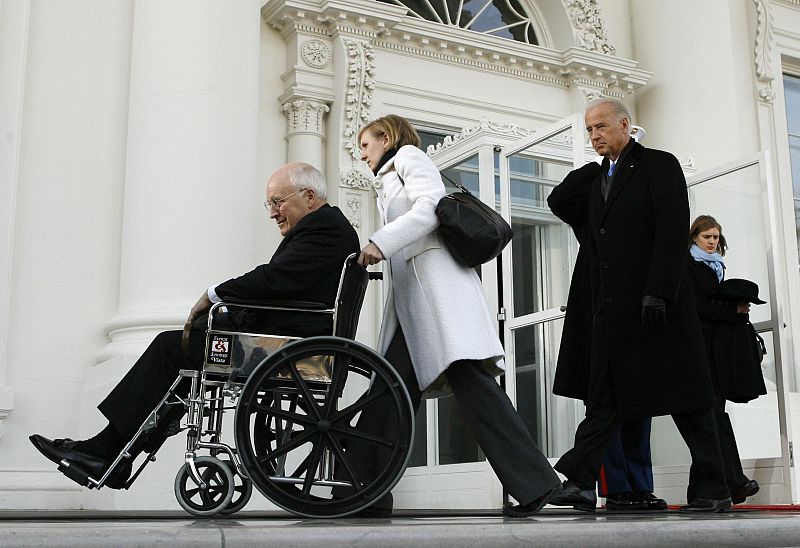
[503,483,562,518]
[679,497,732,512]
[29,434,131,489]
[547,480,597,512]
[30,434,106,475]
[604,491,646,511]
[637,491,668,511]
[731,479,759,505]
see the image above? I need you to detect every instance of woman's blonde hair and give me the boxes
[689,214,728,256]
[358,114,421,149]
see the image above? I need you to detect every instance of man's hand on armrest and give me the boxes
[181,292,213,356]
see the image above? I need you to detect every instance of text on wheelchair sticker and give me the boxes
[207,334,232,365]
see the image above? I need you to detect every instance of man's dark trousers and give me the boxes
[599,417,654,496]
[556,374,730,500]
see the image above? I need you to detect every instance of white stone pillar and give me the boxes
[102,0,261,359]
[0,0,29,437]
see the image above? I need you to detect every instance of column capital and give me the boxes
[282,98,330,137]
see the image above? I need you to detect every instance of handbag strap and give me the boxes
[397,172,472,195]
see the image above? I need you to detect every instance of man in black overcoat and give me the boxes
[30,162,361,488]
[546,98,731,512]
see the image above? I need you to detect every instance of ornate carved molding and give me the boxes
[426,118,535,155]
[562,0,616,56]
[340,167,374,190]
[581,88,605,102]
[343,38,376,161]
[301,38,331,69]
[753,0,775,102]
[262,1,647,96]
[371,33,648,94]
[282,99,330,135]
[345,196,362,228]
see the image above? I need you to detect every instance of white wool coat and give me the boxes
[369,145,505,395]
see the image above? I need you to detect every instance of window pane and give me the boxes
[375,0,538,44]
[441,154,480,194]
[688,162,772,325]
[784,74,800,135]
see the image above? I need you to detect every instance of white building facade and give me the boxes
[2,0,800,512]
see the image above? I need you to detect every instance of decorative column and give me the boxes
[100,0,261,361]
[282,98,330,169]
[0,0,28,436]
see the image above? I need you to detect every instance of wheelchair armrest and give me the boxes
[220,299,328,310]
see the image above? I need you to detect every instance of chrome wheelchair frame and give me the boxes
[73,254,415,518]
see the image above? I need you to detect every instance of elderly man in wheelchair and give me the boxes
[30,163,414,517]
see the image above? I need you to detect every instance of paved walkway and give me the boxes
[2,508,800,547]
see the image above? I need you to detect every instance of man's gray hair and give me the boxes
[287,163,327,200]
[586,97,633,125]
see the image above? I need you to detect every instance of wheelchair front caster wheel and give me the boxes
[174,456,235,517]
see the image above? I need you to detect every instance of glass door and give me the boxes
[498,115,587,458]
[393,139,504,510]
[653,152,794,503]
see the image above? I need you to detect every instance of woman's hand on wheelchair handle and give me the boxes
[358,242,384,266]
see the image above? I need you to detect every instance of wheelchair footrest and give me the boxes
[57,460,95,488]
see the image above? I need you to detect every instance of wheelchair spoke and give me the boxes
[325,432,364,492]
[253,400,315,427]
[301,434,326,497]
[329,424,396,448]
[329,383,391,425]
[283,360,321,421]
[256,427,316,467]
[322,350,351,419]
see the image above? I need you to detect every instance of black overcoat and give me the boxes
[549,162,598,400]
[551,143,715,418]
[686,258,767,403]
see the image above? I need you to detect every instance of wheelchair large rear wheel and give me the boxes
[234,336,414,518]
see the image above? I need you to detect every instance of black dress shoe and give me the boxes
[503,483,562,518]
[637,491,668,511]
[547,480,597,512]
[679,497,732,512]
[604,491,646,511]
[29,434,132,489]
[30,434,106,476]
[731,479,759,505]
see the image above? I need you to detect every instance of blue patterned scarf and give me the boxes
[690,244,725,282]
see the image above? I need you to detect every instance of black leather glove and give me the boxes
[641,295,666,331]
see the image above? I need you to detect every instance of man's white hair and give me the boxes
[586,97,633,125]
[287,163,327,200]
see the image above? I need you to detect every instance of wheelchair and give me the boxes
[74,254,415,518]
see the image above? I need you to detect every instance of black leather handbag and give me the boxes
[398,175,513,267]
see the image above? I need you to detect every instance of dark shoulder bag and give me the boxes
[397,173,513,267]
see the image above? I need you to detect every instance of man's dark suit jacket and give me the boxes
[99,204,360,438]
[214,203,361,336]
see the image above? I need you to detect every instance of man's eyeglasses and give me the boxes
[264,189,307,211]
